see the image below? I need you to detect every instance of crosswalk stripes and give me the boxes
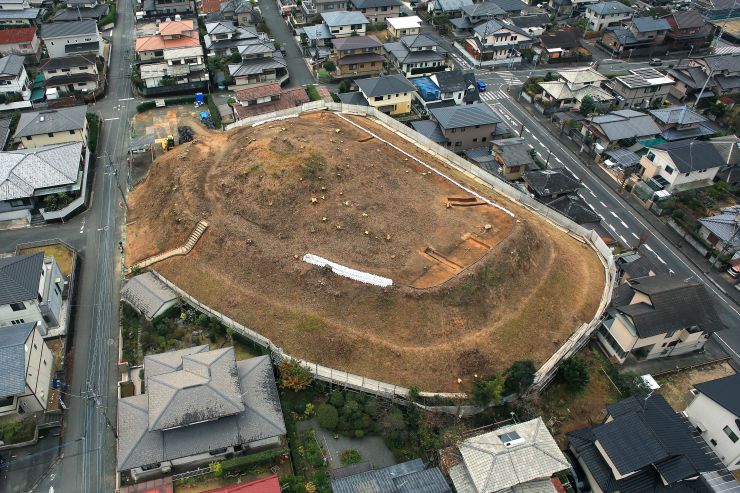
[495,71,524,84]
[479,91,507,102]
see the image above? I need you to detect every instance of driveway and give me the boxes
[258,0,315,87]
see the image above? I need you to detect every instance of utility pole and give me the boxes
[106,153,128,209]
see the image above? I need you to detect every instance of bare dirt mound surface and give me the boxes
[126,112,605,392]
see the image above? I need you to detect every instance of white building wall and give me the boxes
[685,393,740,471]
[0,69,30,99]
[0,301,46,334]
[44,33,102,58]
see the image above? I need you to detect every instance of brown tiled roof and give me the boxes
[234,87,309,119]
[235,82,281,100]
[135,35,199,52]
[0,26,36,44]
[200,0,222,13]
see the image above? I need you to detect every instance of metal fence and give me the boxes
[224,102,617,394]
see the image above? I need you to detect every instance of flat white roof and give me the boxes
[387,15,422,29]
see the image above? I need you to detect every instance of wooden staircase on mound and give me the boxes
[128,220,209,273]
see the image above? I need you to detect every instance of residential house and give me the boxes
[582,109,661,152]
[546,193,601,225]
[386,16,422,39]
[353,74,416,115]
[583,1,633,32]
[607,68,675,109]
[596,274,722,363]
[427,0,474,17]
[0,26,40,61]
[330,35,384,78]
[231,82,309,119]
[462,19,533,68]
[449,2,506,35]
[490,0,526,15]
[0,321,53,417]
[321,11,369,37]
[120,272,179,322]
[300,0,347,16]
[602,16,671,55]
[331,459,451,492]
[143,0,194,16]
[648,105,716,141]
[0,0,40,27]
[537,28,586,64]
[298,23,333,57]
[39,55,99,95]
[668,53,740,102]
[384,34,448,77]
[691,0,738,20]
[348,0,401,24]
[685,374,740,471]
[523,168,582,200]
[0,142,87,222]
[0,253,65,335]
[203,22,268,58]
[0,54,30,100]
[491,137,535,180]
[13,106,88,149]
[51,0,109,22]
[538,67,614,110]
[567,394,731,492]
[697,205,740,255]
[663,10,711,49]
[135,21,207,91]
[228,49,287,90]
[639,137,740,192]
[135,19,199,61]
[411,69,480,109]
[116,346,286,482]
[509,13,550,37]
[615,252,657,283]
[206,0,259,27]
[413,103,504,151]
[447,417,570,493]
[39,20,102,58]
[548,0,574,18]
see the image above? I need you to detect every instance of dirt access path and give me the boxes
[126,112,605,392]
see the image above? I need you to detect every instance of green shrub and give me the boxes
[559,356,590,392]
[209,460,223,477]
[306,84,321,101]
[86,113,100,154]
[220,447,286,473]
[316,403,339,430]
[340,448,362,466]
[97,1,116,28]
[281,475,308,493]
[504,360,536,395]
[136,100,156,113]
[207,94,222,129]
[329,391,345,407]
[472,373,505,406]
[322,60,336,72]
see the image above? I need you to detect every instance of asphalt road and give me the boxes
[259,0,315,87]
[474,71,740,365]
[0,0,137,491]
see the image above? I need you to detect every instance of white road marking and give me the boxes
[620,220,628,228]
[600,201,607,207]
[604,222,615,231]
[618,234,629,244]
[609,211,618,217]
[587,189,596,197]
[631,232,640,239]
[644,244,655,252]
[79,217,86,234]
[655,255,667,264]
[104,117,120,121]
[118,97,134,101]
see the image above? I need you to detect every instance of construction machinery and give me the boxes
[155,134,175,152]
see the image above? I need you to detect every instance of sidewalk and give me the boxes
[507,87,740,306]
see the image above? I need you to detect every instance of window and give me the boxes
[43,360,47,366]
[473,138,478,142]
[710,438,717,446]
[61,68,70,72]
[451,128,456,133]
[10,302,26,311]
[455,141,461,147]
[665,165,674,174]
[461,127,466,132]
[69,130,76,135]
[482,137,487,142]
[48,133,54,137]
[33,344,37,350]
[475,125,480,128]
[79,66,87,70]
[374,96,383,102]
[48,69,57,74]
[685,172,690,176]
[26,136,32,140]
[724,426,739,443]
[11,319,25,325]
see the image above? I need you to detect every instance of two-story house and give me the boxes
[462,19,532,68]
[0,53,30,100]
[427,0,474,17]
[0,26,41,61]
[639,137,740,192]
[117,346,286,483]
[140,45,208,90]
[412,103,504,151]
[0,321,53,417]
[135,19,199,61]
[523,169,582,201]
[39,20,102,58]
[491,137,535,180]
[596,274,723,363]
[449,2,506,34]
[39,55,98,95]
[697,205,740,256]
[228,47,287,89]
[231,82,309,119]
[321,11,369,37]
[510,13,550,37]
[567,394,730,493]
[602,16,671,55]
[583,1,633,31]
[536,27,585,64]
[685,374,740,472]
[386,15,422,39]
[607,67,675,109]
[648,105,716,141]
[203,21,267,58]
[348,0,401,24]
[331,35,383,77]
[206,0,259,27]
[538,67,613,110]
[12,106,88,149]
[143,0,194,16]
[0,0,41,28]
[353,73,416,114]
[411,69,480,109]
[582,109,661,152]
[51,0,110,22]
[663,10,711,49]
[384,34,448,77]
[0,252,65,336]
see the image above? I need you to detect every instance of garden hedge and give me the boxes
[220,447,287,473]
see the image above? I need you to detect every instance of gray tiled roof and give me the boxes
[649,105,707,125]
[0,322,35,398]
[430,102,501,129]
[0,8,40,20]
[0,142,84,201]
[589,110,660,142]
[492,137,533,167]
[461,1,505,17]
[40,19,98,38]
[472,19,529,37]
[332,34,381,50]
[349,0,401,8]
[320,11,369,26]
[523,169,581,196]
[698,205,740,246]
[694,373,740,416]
[433,0,474,12]
[546,194,600,225]
[652,136,740,173]
[510,13,550,28]
[337,91,369,106]
[702,51,740,73]
[0,54,25,78]
[51,4,109,21]
[332,458,452,493]
[411,120,446,143]
[587,1,632,15]
[14,106,87,138]
[120,272,177,321]
[631,16,670,32]
[117,351,285,471]
[356,74,416,97]
[229,52,286,76]
[0,252,43,306]
[489,0,526,12]
[39,54,96,71]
